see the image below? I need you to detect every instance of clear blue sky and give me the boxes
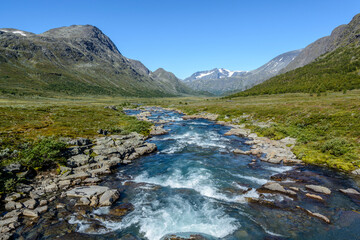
[1,0,359,79]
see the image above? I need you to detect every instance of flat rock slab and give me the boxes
[339,188,360,195]
[306,185,331,195]
[66,186,109,198]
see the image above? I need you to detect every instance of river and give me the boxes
[64,108,360,239]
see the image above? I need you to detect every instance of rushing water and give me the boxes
[68,108,360,240]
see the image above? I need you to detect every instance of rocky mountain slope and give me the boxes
[0,25,192,97]
[183,50,301,95]
[228,13,360,97]
[281,13,360,73]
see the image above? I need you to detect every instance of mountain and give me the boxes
[0,25,192,97]
[183,50,301,95]
[281,13,360,73]
[228,13,360,97]
[184,68,248,82]
[150,68,195,95]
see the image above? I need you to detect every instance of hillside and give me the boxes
[281,13,360,73]
[228,13,360,98]
[0,25,192,97]
[183,50,301,95]
[228,42,360,98]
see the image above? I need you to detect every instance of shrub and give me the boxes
[4,178,17,192]
[21,137,67,169]
[319,138,352,157]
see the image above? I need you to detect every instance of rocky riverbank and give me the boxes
[0,132,156,239]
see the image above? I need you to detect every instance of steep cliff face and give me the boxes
[0,25,191,97]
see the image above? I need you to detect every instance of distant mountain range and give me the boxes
[229,13,360,97]
[183,50,302,95]
[0,25,194,97]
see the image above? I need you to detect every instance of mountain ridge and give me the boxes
[183,49,302,95]
[0,25,192,97]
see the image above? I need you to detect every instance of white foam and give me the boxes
[161,131,230,154]
[264,165,293,173]
[233,174,268,185]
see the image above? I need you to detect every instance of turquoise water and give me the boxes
[72,108,360,240]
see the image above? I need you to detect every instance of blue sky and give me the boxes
[1,0,359,79]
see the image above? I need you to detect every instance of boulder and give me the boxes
[98,189,120,206]
[66,186,109,198]
[35,205,48,214]
[150,125,168,135]
[58,180,71,189]
[224,128,250,137]
[23,199,37,209]
[61,172,90,181]
[262,182,287,194]
[23,209,39,218]
[5,193,21,202]
[5,201,23,211]
[79,197,91,205]
[45,183,58,193]
[67,154,91,168]
[305,185,331,195]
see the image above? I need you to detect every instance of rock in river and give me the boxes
[305,185,331,195]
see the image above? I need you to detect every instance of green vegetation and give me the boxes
[0,97,152,193]
[228,44,360,97]
[156,91,360,172]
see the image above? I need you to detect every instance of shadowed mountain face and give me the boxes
[281,13,360,73]
[183,50,302,95]
[0,25,191,97]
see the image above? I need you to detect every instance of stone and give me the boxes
[79,197,90,205]
[23,209,39,218]
[134,143,157,156]
[351,169,360,175]
[109,203,134,217]
[2,163,23,173]
[306,193,324,201]
[23,199,37,209]
[339,188,360,195]
[0,216,18,228]
[83,177,101,184]
[45,183,58,193]
[16,168,37,179]
[66,186,110,198]
[150,125,168,135]
[67,154,91,168]
[224,128,250,137]
[58,180,71,189]
[5,201,23,211]
[39,200,48,206]
[35,205,48,214]
[289,187,299,192]
[233,149,250,155]
[90,196,99,207]
[61,172,90,181]
[73,179,82,185]
[98,189,120,206]
[68,137,91,146]
[297,206,330,224]
[56,203,66,209]
[262,182,287,194]
[305,185,331,195]
[5,193,21,202]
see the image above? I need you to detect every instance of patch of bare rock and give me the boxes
[0,132,157,239]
